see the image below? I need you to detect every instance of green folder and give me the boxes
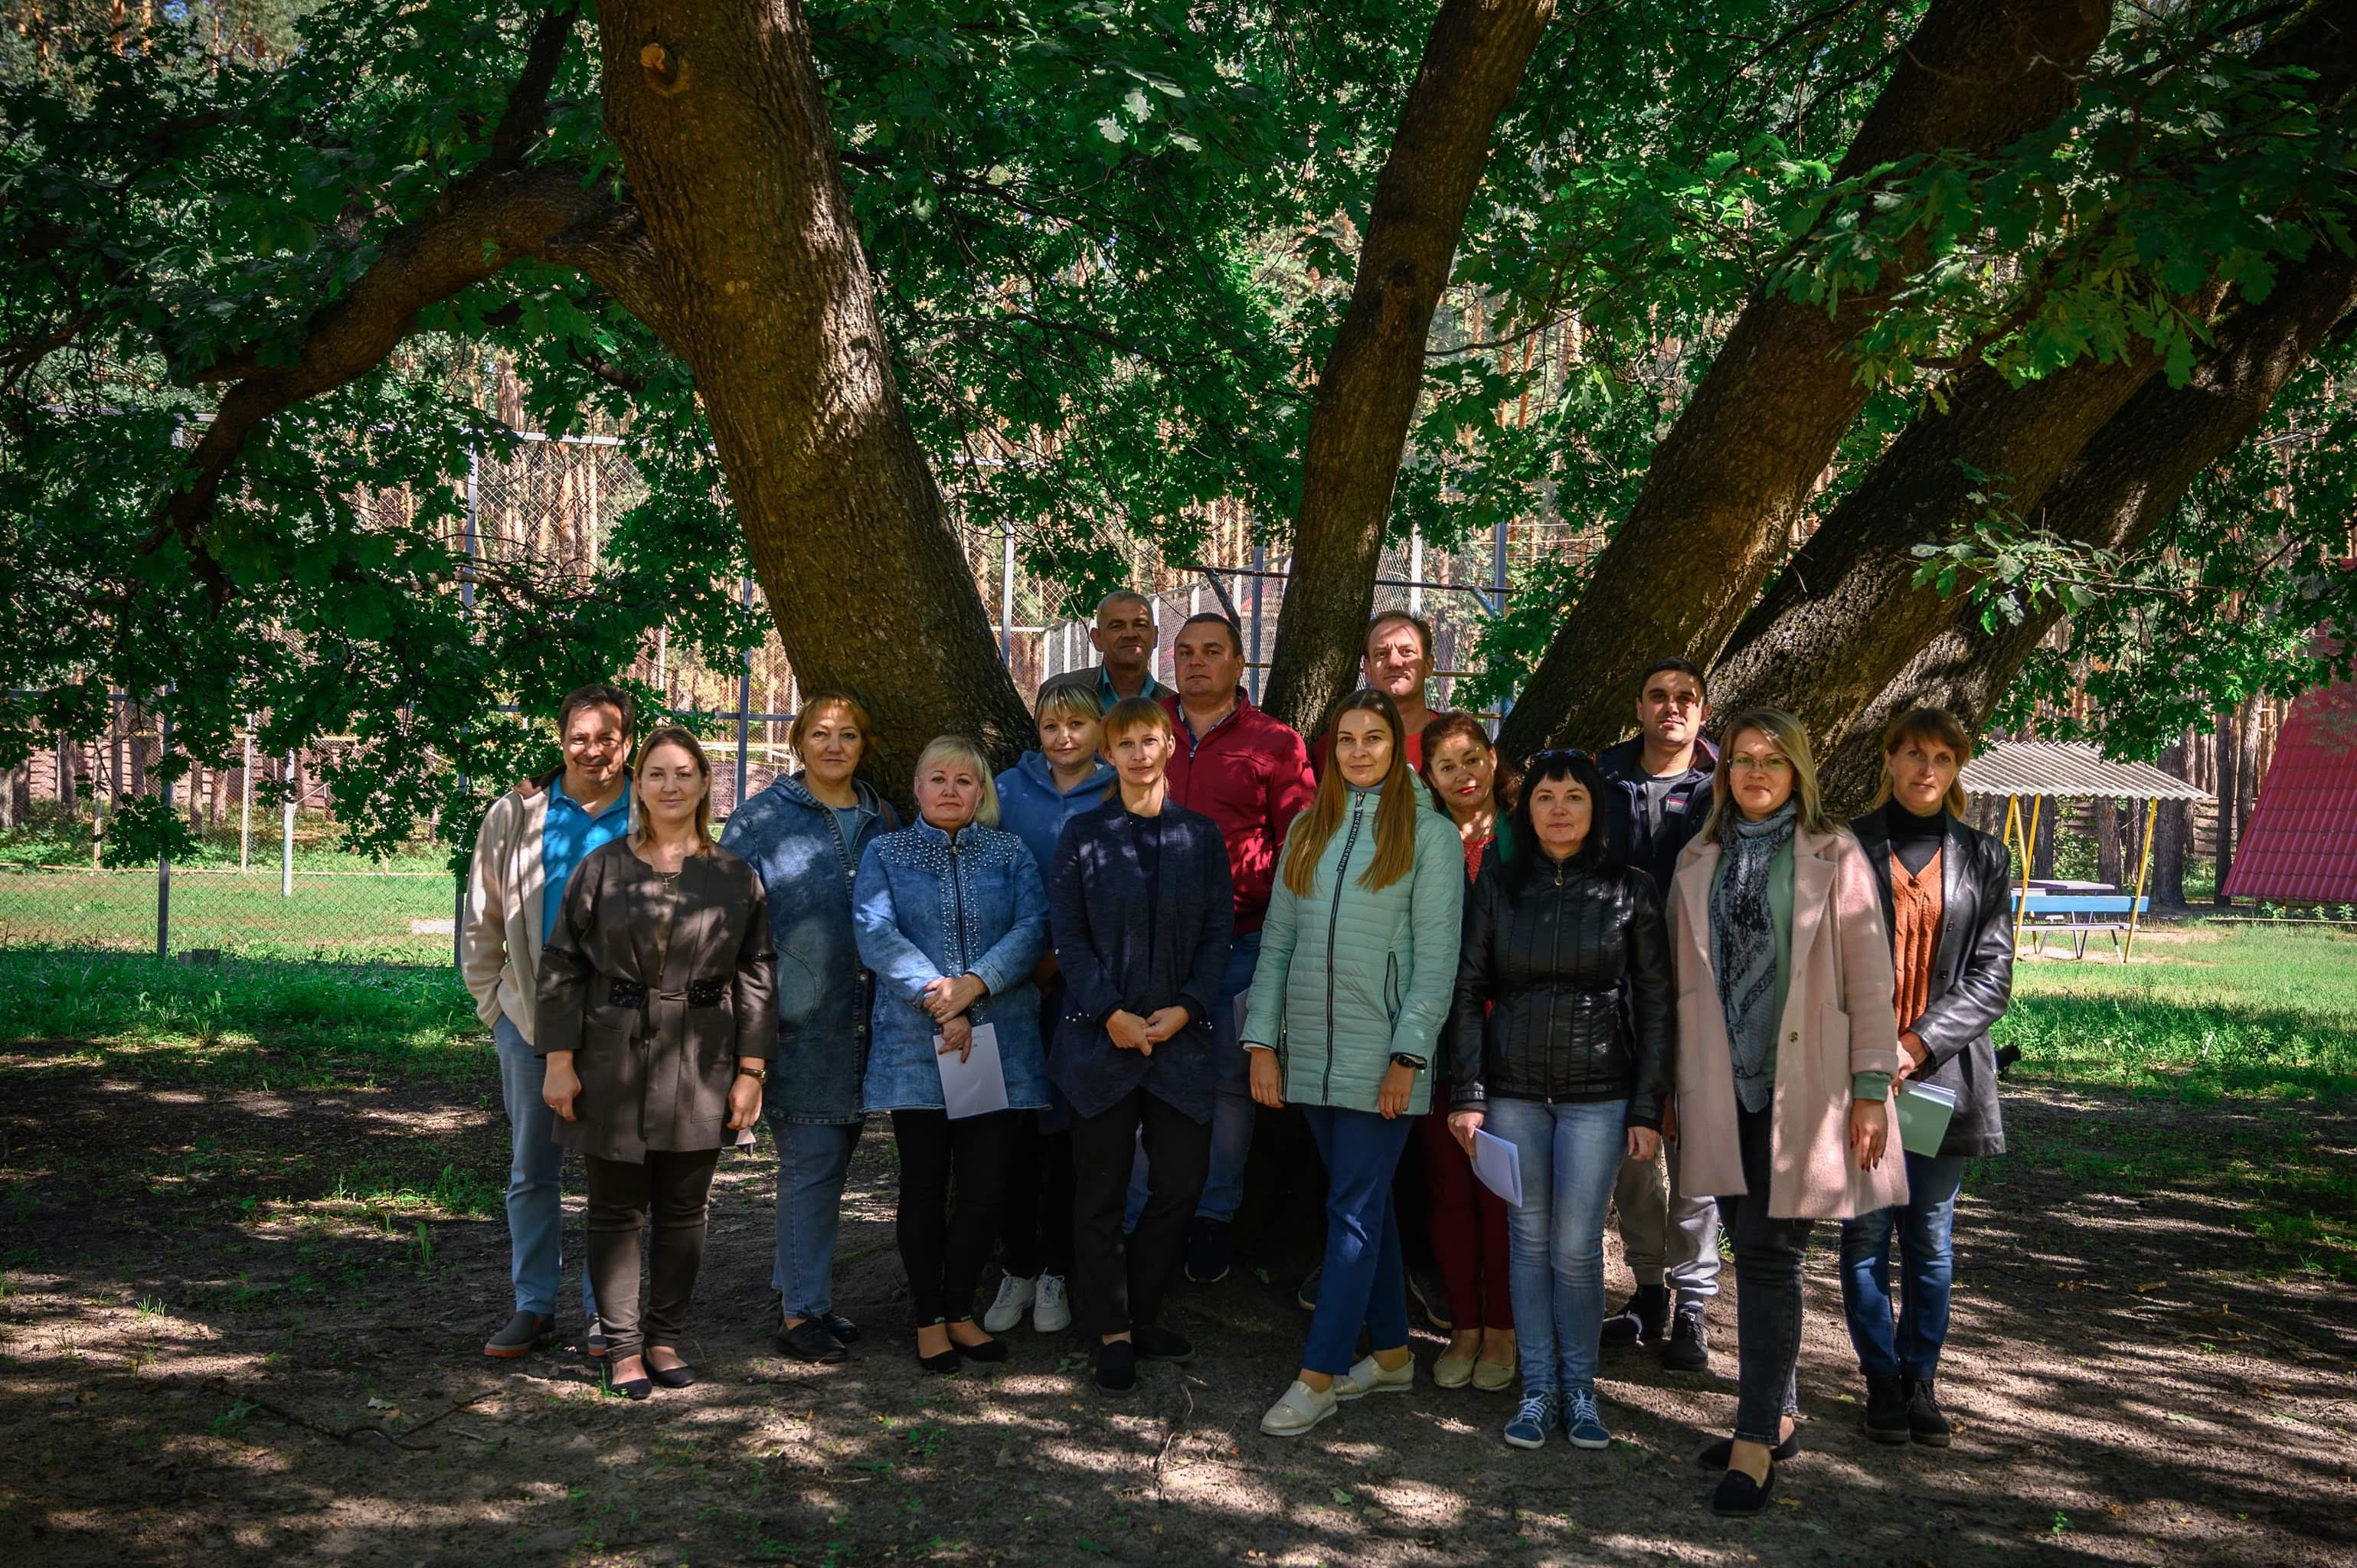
[1894,1082,1959,1158]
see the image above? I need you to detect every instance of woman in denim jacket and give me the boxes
[718,692,894,1367]
[854,735,1051,1370]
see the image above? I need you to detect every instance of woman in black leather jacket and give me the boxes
[1445,748,1674,1453]
[1840,707,2015,1450]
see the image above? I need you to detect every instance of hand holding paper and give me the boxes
[935,1021,1009,1120]
[1469,1128,1522,1209]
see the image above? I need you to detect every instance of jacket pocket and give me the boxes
[1384,952,1402,1023]
[1819,1002,1856,1083]
[773,942,822,1028]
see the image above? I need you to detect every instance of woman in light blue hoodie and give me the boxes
[982,685,1115,1338]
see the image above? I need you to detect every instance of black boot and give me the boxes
[1864,1374,1911,1444]
[1907,1377,1953,1448]
[1601,1283,1667,1349]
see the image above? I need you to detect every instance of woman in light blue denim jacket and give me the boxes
[717,692,894,1367]
[853,735,1051,1370]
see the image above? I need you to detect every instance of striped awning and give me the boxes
[1960,740,2212,802]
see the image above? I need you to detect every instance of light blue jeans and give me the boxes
[767,1108,864,1320]
[495,1014,597,1321]
[1485,1096,1626,1400]
[1124,930,1260,1230]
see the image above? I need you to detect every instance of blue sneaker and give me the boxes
[1565,1387,1612,1449]
[1504,1390,1558,1450]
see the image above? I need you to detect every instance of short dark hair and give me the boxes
[1500,748,1617,895]
[557,683,634,738]
[1368,609,1433,659]
[1175,611,1242,655]
[1636,658,1708,703]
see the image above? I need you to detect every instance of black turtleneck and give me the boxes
[1879,799,1946,877]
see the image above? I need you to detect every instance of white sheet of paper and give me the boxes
[1469,1127,1523,1209]
[936,1021,1010,1120]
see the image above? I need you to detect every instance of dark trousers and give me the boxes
[892,1109,1018,1324]
[584,1148,723,1364]
[1070,1089,1211,1339]
[1713,1106,1811,1445]
[1003,978,1075,1279]
[1415,1100,1514,1331]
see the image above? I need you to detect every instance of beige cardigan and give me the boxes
[460,789,552,1044]
[1669,825,1909,1220]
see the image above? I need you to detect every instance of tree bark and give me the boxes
[2094,796,2122,888]
[1809,246,2357,812]
[1259,0,1558,737]
[1498,0,2110,760]
[590,0,1034,786]
[2214,707,2240,903]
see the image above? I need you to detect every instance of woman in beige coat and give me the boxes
[539,727,776,1400]
[1668,707,1904,1515]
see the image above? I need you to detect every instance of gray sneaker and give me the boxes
[483,1310,552,1359]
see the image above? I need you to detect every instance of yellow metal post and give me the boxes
[2123,796,2160,962]
[2011,795,2042,957]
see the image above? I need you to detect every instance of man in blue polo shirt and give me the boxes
[462,684,634,1361]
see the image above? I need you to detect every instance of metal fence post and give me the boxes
[736,578,754,814]
[240,719,254,871]
[281,752,296,897]
[1249,543,1266,701]
[156,706,172,961]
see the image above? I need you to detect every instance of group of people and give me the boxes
[459,596,2016,1517]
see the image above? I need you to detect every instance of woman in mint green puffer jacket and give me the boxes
[1243,689,1465,1438]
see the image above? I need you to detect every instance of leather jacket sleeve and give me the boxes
[1622,871,1675,1130]
[1447,864,1500,1111]
[1910,833,2015,1069]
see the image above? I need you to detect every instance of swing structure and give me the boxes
[1957,741,2215,962]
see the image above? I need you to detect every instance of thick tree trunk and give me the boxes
[2214,707,2241,904]
[1809,248,2357,812]
[1497,0,2110,760]
[596,0,1032,786]
[2094,797,2122,888]
[1259,0,1557,737]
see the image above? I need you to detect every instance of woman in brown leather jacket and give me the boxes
[538,726,777,1399]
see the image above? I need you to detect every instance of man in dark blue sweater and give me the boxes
[1596,658,1721,1371]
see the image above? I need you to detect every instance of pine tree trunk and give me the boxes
[2214,707,2239,906]
[2150,731,2190,909]
[2094,798,2122,889]
[1259,0,1558,736]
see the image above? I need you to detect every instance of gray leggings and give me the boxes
[1712,1107,1809,1445]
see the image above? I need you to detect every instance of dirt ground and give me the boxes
[2,1045,2352,1568]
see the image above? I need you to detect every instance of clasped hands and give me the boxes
[1106,1006,1191,1057]
[924,972,987,1062]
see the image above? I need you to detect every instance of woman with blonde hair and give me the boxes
[1667,707,1904,1512]
[719,692,896,1365]
[538,727,777,1399]
[1245,690,1465,1437]
[854,735,1051,1371]
[1841,707,2014,1449]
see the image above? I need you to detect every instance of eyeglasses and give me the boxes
[1524,746,1592,768]
[1728,753,1792,774]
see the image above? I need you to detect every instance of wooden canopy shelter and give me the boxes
[1958,741,2215,960]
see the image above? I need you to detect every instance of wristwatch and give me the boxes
[1388,1054,1427,1072]
[735,1065,768,1083]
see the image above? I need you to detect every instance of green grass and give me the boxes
[1998,925,2357,1102]
[0,946,489,1088]
[0,867,455,959]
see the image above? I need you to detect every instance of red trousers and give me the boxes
[1415,1102,1514,1331]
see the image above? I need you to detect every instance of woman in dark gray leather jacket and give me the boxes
[1445,748,1673,1454]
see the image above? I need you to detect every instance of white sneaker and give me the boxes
[1332,1353,1415,1401]
[1032,1273,1072,1333]
[982,1272,1038,1334]
[1260,1379,1339,1437]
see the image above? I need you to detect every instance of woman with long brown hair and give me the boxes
[538,727,777,1400]
[1244,690,1466,1437]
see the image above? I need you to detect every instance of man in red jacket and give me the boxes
[1140,611,1316,1285]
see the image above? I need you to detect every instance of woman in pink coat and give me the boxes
[1667,707,1904,1516]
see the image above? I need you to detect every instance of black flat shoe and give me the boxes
[604,1367,652,1401]
[1695,1429,1802,1467]
[1095,1338,1138,1395]
[1132,1324,1195,1364]
[822,1313,861,1344]
[916,1341,961,1374]
[648,1361,697,1389]
[777,1317,849,1364]
[949,1324,1009,1364]
[1711,1462,1776,1516]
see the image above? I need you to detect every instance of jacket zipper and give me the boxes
[1321,793,1367,1104]
[947,832,969,995]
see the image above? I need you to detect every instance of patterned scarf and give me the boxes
[1711,800,1797,1114]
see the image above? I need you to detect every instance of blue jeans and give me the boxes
[1839,1151,1967,1381]
[767,1109,864,1320]
[1124,930,1260,1230]
[1298,1105,1415,1377]
[1485,1097,1626,1399]
[495,1014,596,1321]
